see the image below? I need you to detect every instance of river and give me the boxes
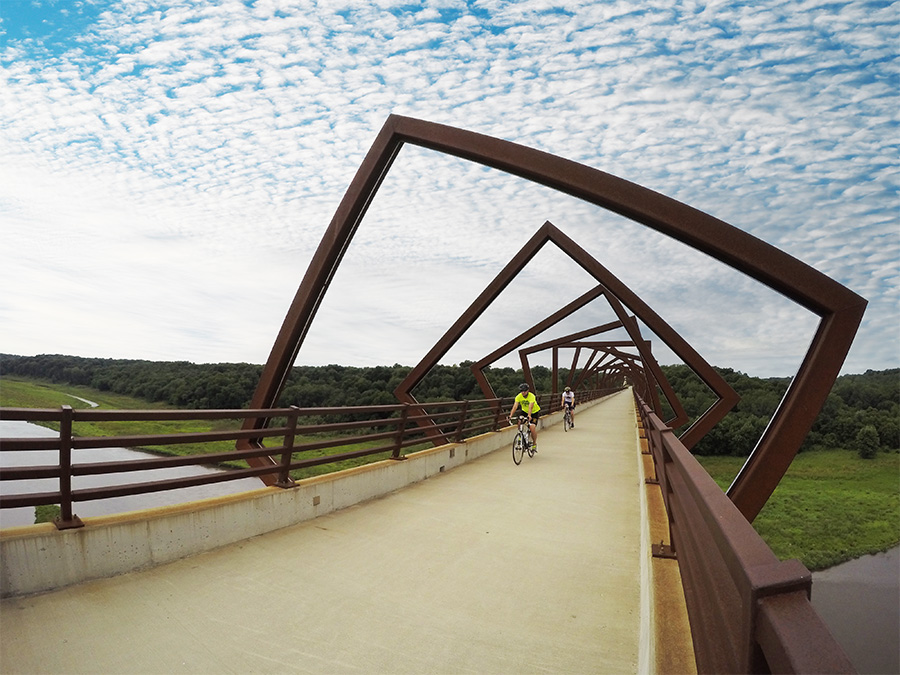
[812,546,900,674]
[0,420,263,528]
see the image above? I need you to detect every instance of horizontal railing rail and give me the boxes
[0,389,608,530]
[635,394,854,674]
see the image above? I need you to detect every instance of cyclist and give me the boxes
[509,383,541,451]
[561,386,576,428]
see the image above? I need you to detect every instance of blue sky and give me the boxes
[1,0,897,378]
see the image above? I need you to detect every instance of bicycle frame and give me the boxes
[511,414,534,465]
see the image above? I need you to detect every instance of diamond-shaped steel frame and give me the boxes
[570,346,649,396]
[391,225,695,439]
[246,114,866,521]
[515,332,669,418]
[399,221,735,448]
[518,338,665,414]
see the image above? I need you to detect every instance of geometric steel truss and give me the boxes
[245,114,866,522]
[401,222,737,448]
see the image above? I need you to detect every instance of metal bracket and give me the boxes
[652,542,676,559]
[54,515,85,530]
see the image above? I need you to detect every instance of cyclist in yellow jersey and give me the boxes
[509,383,541,450]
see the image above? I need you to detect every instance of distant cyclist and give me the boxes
[509,383,541,451]
[561,386,576,428]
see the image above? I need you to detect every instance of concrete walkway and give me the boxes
[1,391,649,674]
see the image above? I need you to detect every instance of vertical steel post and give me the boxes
[55,405,83,530]
[455,400,469,443]
[275,407,299,487]
[392,404,410,459]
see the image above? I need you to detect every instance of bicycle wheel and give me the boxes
[512,433,525,465]
[564,410,571,431]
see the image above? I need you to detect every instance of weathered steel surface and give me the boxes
[637,398,855,673]
[246,114,866,521]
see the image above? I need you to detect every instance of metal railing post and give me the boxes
[274,407,299,488]
[55,405,83,530]
[391,404,410,459]
[492,399,502,431]
[454,400,469,443]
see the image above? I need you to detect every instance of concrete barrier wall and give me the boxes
[1,400,600,598]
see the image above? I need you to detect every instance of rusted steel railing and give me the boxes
[0,390,593,531]
[636,394,854,674]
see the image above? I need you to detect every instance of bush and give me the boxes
[856,424,880,459]
[34,504,61,524]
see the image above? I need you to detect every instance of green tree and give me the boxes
[856,424,880,459]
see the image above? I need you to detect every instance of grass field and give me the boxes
[697,452,899,570]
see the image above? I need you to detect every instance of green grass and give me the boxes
[0,377,152,410]
[696,451,900,570]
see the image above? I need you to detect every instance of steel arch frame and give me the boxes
[245,114,866,521]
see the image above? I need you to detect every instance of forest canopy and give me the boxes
[2,354,896,457]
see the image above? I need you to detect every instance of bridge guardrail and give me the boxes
[0,389,609,530]
[636,395,854,674]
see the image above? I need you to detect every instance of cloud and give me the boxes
[0,0,896,377]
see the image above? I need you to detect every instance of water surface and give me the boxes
[812,547,899,675]
[0,420,263,528]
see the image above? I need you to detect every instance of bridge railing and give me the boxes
[0,389,606,530]
[636,395,854,674]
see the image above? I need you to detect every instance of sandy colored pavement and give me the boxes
[1,391,650,674]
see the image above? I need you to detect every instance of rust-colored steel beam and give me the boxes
[391,225,577,408]
[518,330,681,426]
[463,220,736,443]
[248,114,866,520]
[460,221,733,439]
[561,343,646,387]
[519,335,671,420]
[535,224,739,450]
[468,287,610,400]
[565,345,581,391]
[473,319,622,400]
[400,221,692,432]
[572,347,650,402]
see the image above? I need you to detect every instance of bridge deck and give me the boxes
[1,391,687,674]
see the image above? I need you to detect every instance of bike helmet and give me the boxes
[519,383,530,392]
[564,387,571,392]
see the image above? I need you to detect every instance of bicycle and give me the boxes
[510,414,536,465]
[563,404,573,432]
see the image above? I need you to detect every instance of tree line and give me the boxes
[2,354,896,456]
[659,364,899,456]
[0,354,557,409]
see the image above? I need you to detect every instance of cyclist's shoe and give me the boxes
[532,443,538,453]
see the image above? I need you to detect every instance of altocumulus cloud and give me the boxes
[0,0,896,377]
